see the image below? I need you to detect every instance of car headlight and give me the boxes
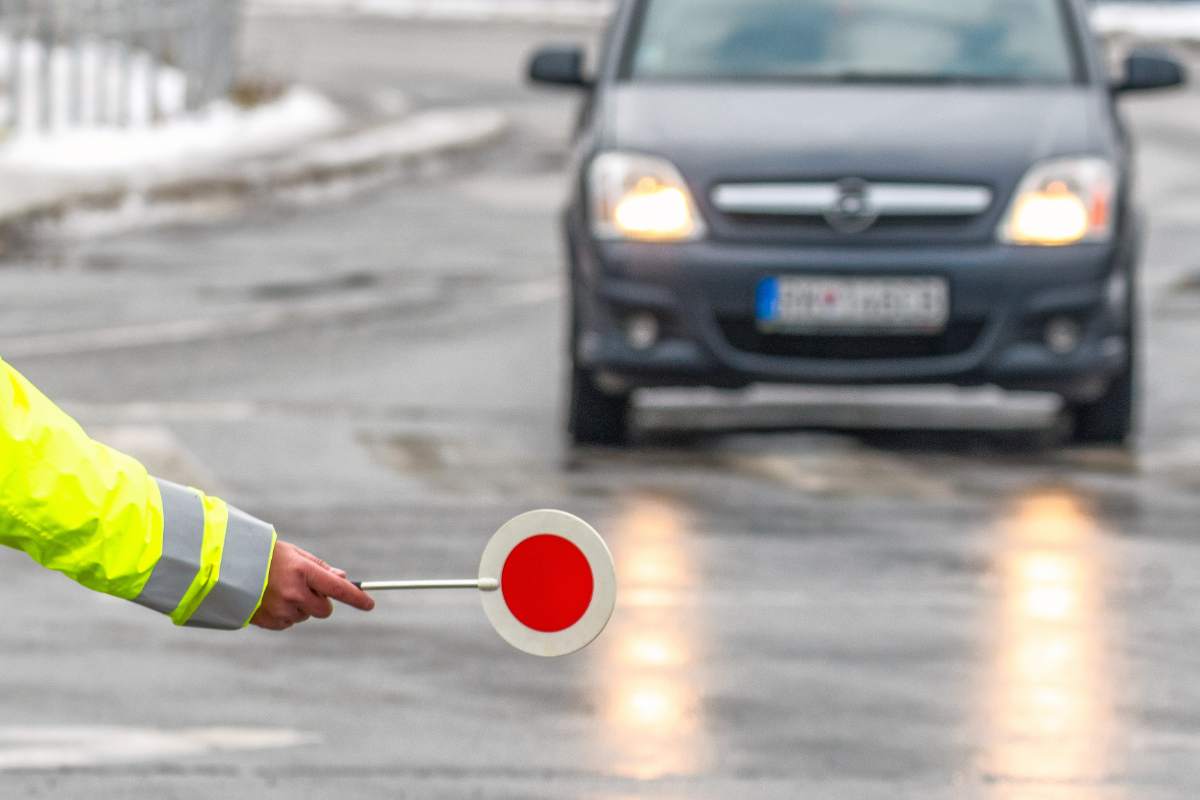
[589,152,706,242]
[998,157,1116,246]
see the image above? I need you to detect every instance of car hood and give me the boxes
[602,84,1115,186]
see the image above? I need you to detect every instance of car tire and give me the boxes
[566,282,630,446]
[1070,340,1135,446]
[568,361,631,446]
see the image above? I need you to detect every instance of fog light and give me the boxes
[624,313,660,351]
[1045,317,1082,355]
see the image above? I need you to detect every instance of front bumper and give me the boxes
[570,225,1135,403]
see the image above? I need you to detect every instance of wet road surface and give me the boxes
[3,17,1200,800]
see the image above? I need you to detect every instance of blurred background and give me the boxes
[2,1,1200,797]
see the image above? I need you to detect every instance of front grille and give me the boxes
[724,213,978,234]
[708,180,995,244]
[717,319,986,360]
[712,211,986,246]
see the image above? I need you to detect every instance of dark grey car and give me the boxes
[529,0,1185,446]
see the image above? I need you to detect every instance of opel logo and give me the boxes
[824,178,879,234]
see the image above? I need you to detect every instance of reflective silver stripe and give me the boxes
[711,182,993,216]
[133,479,204,615]
[185,506,274,630]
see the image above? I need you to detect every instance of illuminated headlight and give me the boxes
[589,152,706,242]
[998,157,1116,246]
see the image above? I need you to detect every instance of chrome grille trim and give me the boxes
[711,182,993,217]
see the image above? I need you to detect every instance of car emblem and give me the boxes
[824,178,879,233]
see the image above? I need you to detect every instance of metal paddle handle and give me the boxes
[353,578,499,592]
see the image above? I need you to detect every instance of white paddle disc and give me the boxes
[478,509,616,657]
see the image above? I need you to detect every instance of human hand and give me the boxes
[250,540,375,630]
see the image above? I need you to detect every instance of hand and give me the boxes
[250,540,375,630]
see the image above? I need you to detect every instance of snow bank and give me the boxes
[0,86,344,178]
[0,31,344,179]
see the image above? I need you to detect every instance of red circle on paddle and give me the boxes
[501,534,595,633]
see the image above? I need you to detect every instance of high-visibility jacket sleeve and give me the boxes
[0,358,277,629]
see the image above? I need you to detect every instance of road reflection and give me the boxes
[593,494,712,780]
[985,489,1119,794]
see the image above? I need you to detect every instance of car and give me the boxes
[528,0,1186,447]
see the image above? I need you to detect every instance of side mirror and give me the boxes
[529,46,591,89]
[1115,49,1186,94]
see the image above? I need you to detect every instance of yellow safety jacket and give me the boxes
[0,357,276,629]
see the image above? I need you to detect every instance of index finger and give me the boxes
[304,562,376,611]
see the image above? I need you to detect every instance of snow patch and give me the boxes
[0,725,315,771]
[0,86,345,178]
[250,0,614,23]
[1092,3,1200,41]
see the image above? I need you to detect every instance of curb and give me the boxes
[0,105,509,247]
[1100,30,1200,51]
[265,107,508,187]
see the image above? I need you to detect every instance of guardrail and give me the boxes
[0,0,241,137]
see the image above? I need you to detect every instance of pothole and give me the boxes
[247,270,378,300]
[359,431,447,473]
[1171,270,1200,294]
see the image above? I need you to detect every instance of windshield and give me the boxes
[625,0,1080,85]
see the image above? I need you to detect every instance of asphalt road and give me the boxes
[4,16,1200,800]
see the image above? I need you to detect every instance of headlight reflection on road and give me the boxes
[593,494,712,781]
[986,489,1118,791]
[625,634,687,668]
[620,499,689,587]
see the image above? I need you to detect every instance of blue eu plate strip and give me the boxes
[756,277,780,322]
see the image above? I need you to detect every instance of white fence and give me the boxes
[0,0,241,137]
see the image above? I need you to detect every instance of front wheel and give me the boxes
[567,361,631,446]
[1070,352,1135,446]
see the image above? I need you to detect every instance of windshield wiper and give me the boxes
[825,72,1035,86]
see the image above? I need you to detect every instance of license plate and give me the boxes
[756,276,950,334]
